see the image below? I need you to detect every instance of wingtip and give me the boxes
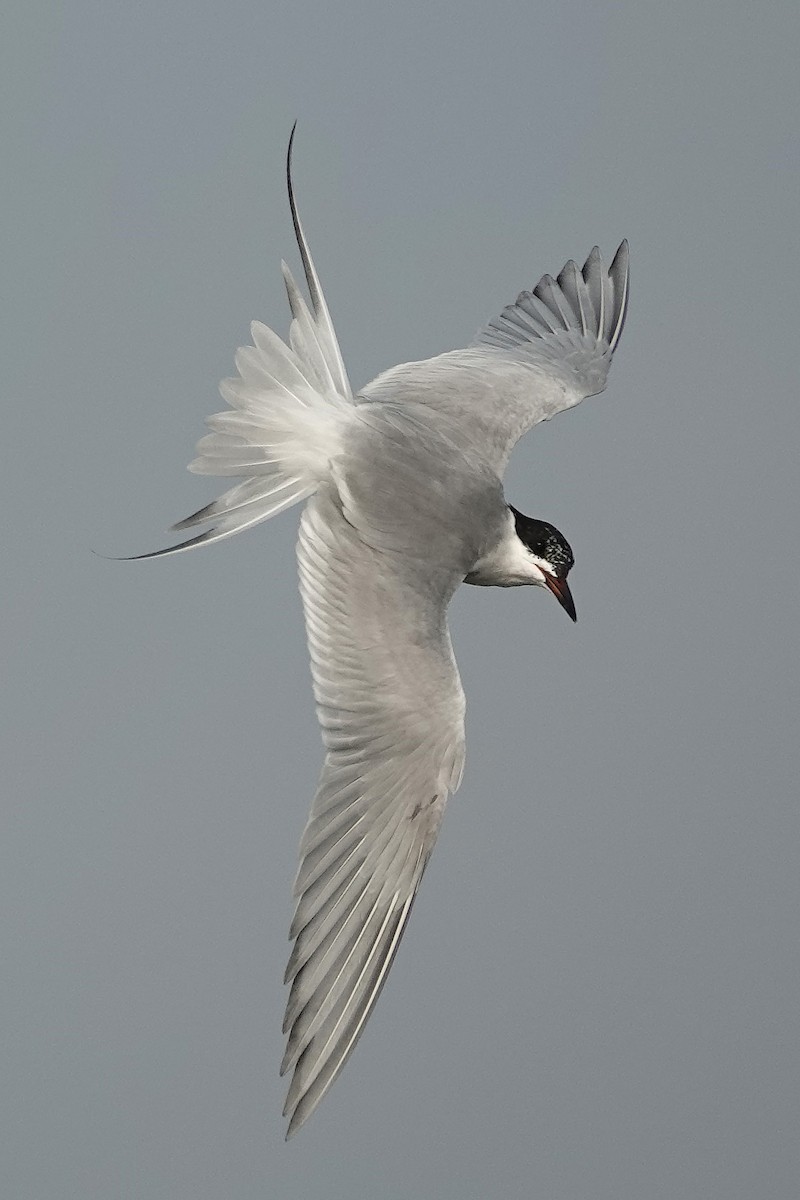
[608,240,630,352]
[611,239,630,269]
[284,1104,309,1140]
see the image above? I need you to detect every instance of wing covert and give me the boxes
[360,242,629,476]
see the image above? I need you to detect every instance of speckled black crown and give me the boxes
[509,507,574,578]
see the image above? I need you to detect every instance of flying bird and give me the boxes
[132,129,629,1137]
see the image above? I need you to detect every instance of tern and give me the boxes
[132,129,629,1136]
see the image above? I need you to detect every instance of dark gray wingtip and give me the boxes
[284,1110,306,1141]
[608,239,630,353]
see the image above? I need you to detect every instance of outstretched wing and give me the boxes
[282,489,466,1137]
[360,241,629,476]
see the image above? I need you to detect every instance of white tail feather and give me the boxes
[155,330,351,551]
[132,130,354,561]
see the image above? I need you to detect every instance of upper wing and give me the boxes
[360,241,629,476]
[282,489,466,1137]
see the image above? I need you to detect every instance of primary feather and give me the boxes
[131,131,629,1136]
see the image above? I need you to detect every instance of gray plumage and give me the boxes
[132,131,629,1136]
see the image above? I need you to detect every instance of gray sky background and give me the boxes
[4,2,799,1197]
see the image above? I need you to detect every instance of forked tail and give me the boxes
[132,126,353,559]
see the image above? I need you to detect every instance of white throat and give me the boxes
[466,511,550,588]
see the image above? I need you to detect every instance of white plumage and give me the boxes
[132,128,629,1135]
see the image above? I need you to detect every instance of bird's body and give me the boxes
[134,131,629,1136]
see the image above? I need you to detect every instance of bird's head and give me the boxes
[509,506,576,622]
